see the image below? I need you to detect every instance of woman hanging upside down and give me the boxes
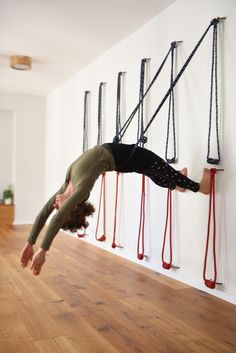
[20,143,211,276]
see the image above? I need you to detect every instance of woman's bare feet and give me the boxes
[175,168,188,192]
[199,168,211,195]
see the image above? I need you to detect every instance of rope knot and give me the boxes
[166,157,176,164]
[207,158,220,165]
[140,135,148,144]
[113,136,120,143]
[211,18,220,26]
[171,41,177,49]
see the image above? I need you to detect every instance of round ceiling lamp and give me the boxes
[10,55,32,70]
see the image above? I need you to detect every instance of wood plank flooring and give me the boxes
[0,225,236,353]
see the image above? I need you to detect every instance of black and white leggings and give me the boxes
[104,143,199,192]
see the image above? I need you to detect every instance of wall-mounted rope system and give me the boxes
[112,72,125,249]
[136,58,149,260]
[113,18,224,150]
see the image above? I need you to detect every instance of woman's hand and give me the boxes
[20,242,34,268]
[31,248,47,276]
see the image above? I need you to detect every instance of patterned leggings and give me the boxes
[104,143,200,192]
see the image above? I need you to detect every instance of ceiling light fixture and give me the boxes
[10,55,32,70]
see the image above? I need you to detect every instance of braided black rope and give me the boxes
[165,42,177,164]
[207,22,220,164]
[114,72,125,143]
[136,18,220,146]
[113,45,173,143]
[137,58,149,147]
[83,91,90,152]
[97,82,105,145]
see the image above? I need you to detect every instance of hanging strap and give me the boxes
[95,172,106,242]
[207,21,221,165]
[137,175,146,260]
[83,91,90,152]
[165,42,178,164]
[162,189,173,269]
[97,82,105,145]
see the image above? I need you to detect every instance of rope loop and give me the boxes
[162,189,173,269]
[83,91,90,152]
[95,173,106,242]
[137,175,146,260]
[207,20,220,165]
[165,42,177,163]
[203,168,217,289]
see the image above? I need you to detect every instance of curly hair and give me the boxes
[61,201,95,232]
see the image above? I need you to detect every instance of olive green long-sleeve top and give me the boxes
[28,145,116,250]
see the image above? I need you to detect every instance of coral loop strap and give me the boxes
[112,172,120,248]
[203,168,217,288]
[137,175,146,260]
[162,189,173,269]
[95,172,106,242]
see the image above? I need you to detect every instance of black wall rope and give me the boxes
[137,58,149,147]
[97,82,105,145]
[165,42,178,164]
[115,72,125,142]
[83,90,90,152]
[207,20,221,164]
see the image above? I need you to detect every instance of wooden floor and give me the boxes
[0,225,236,353]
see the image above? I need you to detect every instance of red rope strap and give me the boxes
[203,168,217,289]
[95,172,106,242]
[162,189,173,269]
[112,172,120,248]
[137,175,146,260]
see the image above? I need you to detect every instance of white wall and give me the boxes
[0,92,46,223]
[0,109,14,197]
[46,0,236,303]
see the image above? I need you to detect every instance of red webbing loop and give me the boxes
[112,172,120,248]
[95,172,106,242]
[162,189,173,269]
[203,168,217,289]
[77,229,86,238]
[137,175,146,260]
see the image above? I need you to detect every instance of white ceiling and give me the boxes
[0,0,177,96]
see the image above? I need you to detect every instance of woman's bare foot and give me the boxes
[175,168,188,192]
[199,168,211,195]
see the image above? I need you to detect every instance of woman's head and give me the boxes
[61,201,95,232]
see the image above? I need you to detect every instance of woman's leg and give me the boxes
[107,143,209,193]
[140,152,200,192]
